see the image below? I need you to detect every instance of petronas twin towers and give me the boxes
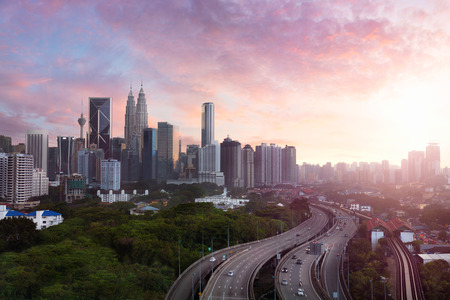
[124,82,148,148]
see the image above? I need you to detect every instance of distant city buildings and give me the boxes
[201,102,214,147]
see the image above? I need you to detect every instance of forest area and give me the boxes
[0,185,310,299]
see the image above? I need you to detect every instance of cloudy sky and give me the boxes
[2,0,450,167]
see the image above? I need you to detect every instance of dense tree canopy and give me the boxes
[0,194,310,299]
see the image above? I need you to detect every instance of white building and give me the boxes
[0,205,63,230]
[198,141,224,186]
[1,154,34,205]
[101,159,120,190]
[350,203,360,211]
[97,189,149,203]
[32,168,49,197]
[195,188,248,210]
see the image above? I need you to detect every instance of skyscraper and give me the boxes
[426,143,440,177]
[4,154,33,205]
[88,97,112,158]
[101,159,121,190]
[282,145,297,185]
[57,136,74,176]
[0,135,12,153]
[201,102,214,147]
[142,128,157,180]
[408,150,425,183]
[124,84,136,146]
[220,136,243,188]
[135,83,148,138]
[157,122,179,181]
[26,129,48,173]
[47,147,57,181]
[242,144,255,188]
[255,143,282,186]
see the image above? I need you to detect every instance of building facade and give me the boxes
[26,129,48,173]
[142,128,157,180]
[32,168,49,197]
[220,137,243,188]
[101,159,121,190]
[157,122,179,181]
[57,136,74,176]
[88,97,112,158]
[201,102,214,147]
[242,144,255,188]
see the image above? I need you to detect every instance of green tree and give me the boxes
[0,217,38,252]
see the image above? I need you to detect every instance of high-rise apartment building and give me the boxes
[185,145,199,179]
[242,144,255,188]
[408,151,425,183]
[0,153,7,199]
[201,102,214,147]
[426,143,440,177]
[142,128,157,180]
[220,137,243,188]
[282,145,296,185]
[157,122,179,181]
[72,138,85,174]
[254,143,282,186]
[26,129,48,173]
[4,154,33,205]
[101,159,121,191]
[88,97,112,158]
[32,168,49,197]
[0,135,12,153]
[57,136,74,176]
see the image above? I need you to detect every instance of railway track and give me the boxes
[387,237,424,300]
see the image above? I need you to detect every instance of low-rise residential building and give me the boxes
[0,205,63,230]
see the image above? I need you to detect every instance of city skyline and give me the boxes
[2,1,450,166]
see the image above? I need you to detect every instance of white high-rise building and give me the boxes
[101,159,121,190]
[32,168,49,197]
[0,153,8,199]
[255,143,282,186]
[5,154,33,204]
[26,129,48,173]
[201,102,214,147]
[198,141,224,186]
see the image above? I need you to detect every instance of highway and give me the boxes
[276,208,357,300]
[201,207,330,299]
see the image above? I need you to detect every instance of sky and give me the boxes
[2,0,450,167]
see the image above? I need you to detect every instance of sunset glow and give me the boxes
[2,0,450,166]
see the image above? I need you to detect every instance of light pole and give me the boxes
[178,240,181,277]
[199,252,202,295]
[370,279,373,300]
[381,276,386,300]
[227,221,230,248]
[191,273,196,300]
[257,217,259,241]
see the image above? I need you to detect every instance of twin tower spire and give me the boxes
[124,81,148,147]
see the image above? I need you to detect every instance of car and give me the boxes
[326,233,331,236]
[344,233,348,237]
[296,259,302,265]
[228,271,234,276]
[299,281,303,286]
[281,279,288,285]
[297,288,304,296]
[281,267,288,273]
[210,256,216,262]
[296,233,301,236]
[308,226,311,230]
[292,255,297,259]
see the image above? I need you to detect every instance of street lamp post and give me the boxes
[370,279,373,300]
[191,273,196,300]
[178,240,181,277]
